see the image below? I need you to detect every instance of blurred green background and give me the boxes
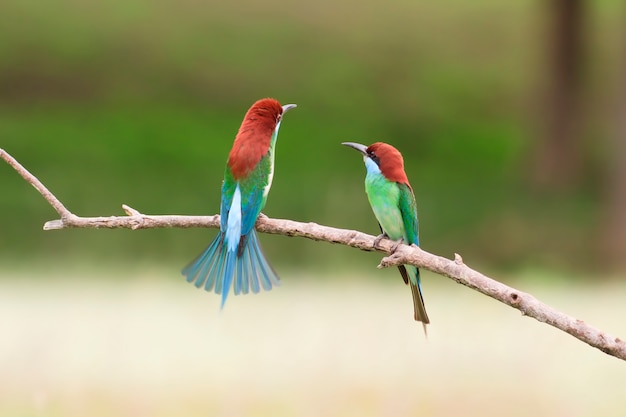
[2,1,626,416]
[1,0,623,273]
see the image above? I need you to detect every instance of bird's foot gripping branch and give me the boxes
[2,146,626,362]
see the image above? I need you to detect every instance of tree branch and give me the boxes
[2,148,625,361]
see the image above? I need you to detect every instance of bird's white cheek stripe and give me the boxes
[226,184,242,252]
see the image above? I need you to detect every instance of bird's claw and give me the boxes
[374,234,405,253]
[373,233,388,249]
[390,238,405,254]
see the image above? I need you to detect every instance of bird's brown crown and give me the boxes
[367,142,411,187]
[228,98,284,179]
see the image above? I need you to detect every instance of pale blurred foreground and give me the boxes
[1,267,625,417]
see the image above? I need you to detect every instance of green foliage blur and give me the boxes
[0,0,621,273]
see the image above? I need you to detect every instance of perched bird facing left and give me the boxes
[342,141,430,333]
[183,98,296,308]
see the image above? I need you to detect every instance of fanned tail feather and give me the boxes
[182,233,222,290]
[248,231,280,291]
[213,246,228,295]
[240,243,251,295]
[182,230,280,308]
[220,245,238,308]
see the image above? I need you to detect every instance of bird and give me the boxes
[183,98,296,308]
[342,141,429,332]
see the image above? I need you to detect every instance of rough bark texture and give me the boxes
[2,148,625,361]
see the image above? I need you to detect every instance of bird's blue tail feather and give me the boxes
[182,234,221,289]
[220,245,238,308]
[213,246,227,295]
[240,243,251,295]
[182,230,280,308]
[247,240,261,294]
[250,232,278,291]
[235,249,244,295]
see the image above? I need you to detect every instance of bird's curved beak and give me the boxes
[282,104,297,113]
[342,142,368,156]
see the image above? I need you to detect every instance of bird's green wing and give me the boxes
[238,151,273,236]
[220,166,236,231]
[397,183,419,246]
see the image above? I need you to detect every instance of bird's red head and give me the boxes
[228,98,290,179]
[367,142,411,187]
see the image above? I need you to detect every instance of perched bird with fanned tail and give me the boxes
[342,141,429,333]
[183,98,296,308]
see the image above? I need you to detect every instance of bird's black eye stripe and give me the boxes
[368,150,380,166]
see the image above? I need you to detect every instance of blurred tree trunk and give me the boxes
[533,0,585,190]
[603,23,626,267]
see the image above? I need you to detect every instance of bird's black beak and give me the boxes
[282,104,297,113]
[342,142,368,156]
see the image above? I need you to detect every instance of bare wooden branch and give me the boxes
[2,148,625,361]
[1,148,72,217]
